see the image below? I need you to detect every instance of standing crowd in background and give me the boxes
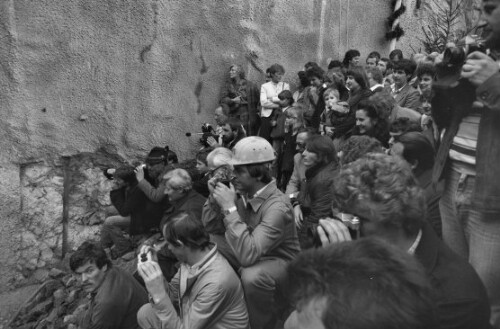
[68,1,500,328]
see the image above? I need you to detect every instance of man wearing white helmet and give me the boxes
[211,136,300,329]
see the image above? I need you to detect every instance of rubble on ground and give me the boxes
[8,255,139,329]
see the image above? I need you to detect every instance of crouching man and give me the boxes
[211,136,301,329]
[70,241,148,329]
[137,211,249,329]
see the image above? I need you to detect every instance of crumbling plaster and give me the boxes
[0,0,424,292]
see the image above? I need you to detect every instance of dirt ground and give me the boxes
[0,284,40,329]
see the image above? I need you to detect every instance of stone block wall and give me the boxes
[13,152,126,289]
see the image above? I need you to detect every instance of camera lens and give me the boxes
[443,47,466,66]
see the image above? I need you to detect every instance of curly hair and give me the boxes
[355,95,391,146]
[342,49,361,67]
[332,153,426,237]
[339,136,383,165]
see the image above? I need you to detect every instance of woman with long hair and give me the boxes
[220,64,260,135]
[353,96,390,147]
[342,49,361,70]
[295,135,339,249]
[280,107,305,189]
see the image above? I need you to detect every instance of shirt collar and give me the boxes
[241,180,276,212]
[370,83,384,91]
[392,83,407,94]
[407,229,423,255]
[186,243,217,272]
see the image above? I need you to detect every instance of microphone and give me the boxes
[185,132,204,137]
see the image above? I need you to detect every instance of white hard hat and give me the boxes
[231,136,276,166]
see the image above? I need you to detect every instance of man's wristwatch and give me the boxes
[223,206,237,216]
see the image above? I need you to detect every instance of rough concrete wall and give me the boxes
[2,0,430,292]
[1,0,397,165]
[397,0,430,55]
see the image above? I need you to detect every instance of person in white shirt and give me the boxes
[366,67,385,93]
[259,64,289,142]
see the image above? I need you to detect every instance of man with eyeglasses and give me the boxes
[316,153,491,329]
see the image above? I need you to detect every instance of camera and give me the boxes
[216,177,232,187]
[337,213,361,240]
[307,214,361,248]
[104,165,148,184]
[437,35,487,89]
[442,37,486,71]
[138,238,166,263]
[139,249,154,263]
[209,165,234,188]
[432,35,491,128]
[186,123,218,147]
[200,123,217,147]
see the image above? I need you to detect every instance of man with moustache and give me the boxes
[70,241,148,329]
[211,136,300,329]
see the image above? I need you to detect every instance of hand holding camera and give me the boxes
[137,248,168,304]
[316,218,353,247]
[212,182,237,212]
[137,244,155,264]
[461,51,499,87]
[134,164,146,182]
[313,214,361,247]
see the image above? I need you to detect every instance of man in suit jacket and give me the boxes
[391,59,421,110]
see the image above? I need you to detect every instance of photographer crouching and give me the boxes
[431,1,500,326]
[101,147,170,259]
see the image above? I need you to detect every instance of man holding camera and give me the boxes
[221,118,247,150]
[137,211,249,329]
[211,136,300,329]
[432,1,500,326]
[318,154,491,329]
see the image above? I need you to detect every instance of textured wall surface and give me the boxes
[0,0,426,292]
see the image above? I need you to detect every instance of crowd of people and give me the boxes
[68,1,500,328]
